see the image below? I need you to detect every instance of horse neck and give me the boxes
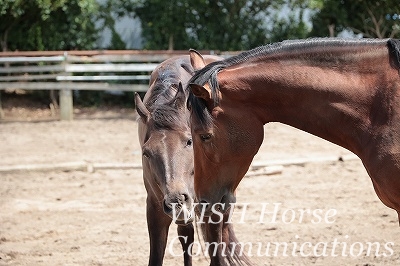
[220,45,398,157]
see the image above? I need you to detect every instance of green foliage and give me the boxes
[310,0,400,38]
[109,30,127,50]
[0,0,99,51]
[269,13,309,42]
[186,0,280,50]
[133,0,285,51]
[267,0,312,43]
[132,0,191,50]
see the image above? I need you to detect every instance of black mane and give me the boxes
[388,39,400,69]
[148,62,193,130]
[187,37,397,128]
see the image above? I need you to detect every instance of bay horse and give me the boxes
[135,55,251,265]
[187,38,400,222]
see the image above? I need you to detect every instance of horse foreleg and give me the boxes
[146,197,171,266]
[202,214,229,266]
[177,223,194,266]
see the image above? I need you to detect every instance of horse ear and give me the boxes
[189,49,206,70]
[134,92,150,123]
[189,83,212,102]
[173,82,186,109]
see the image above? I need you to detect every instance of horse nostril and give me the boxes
[163,200,173,213]
[180,193,189,202]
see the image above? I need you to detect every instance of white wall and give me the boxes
[96,0,143,49]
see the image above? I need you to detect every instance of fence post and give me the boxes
[59,89,73,120]
[0,91,4,119]
[59,52,73,121]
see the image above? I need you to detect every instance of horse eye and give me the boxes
[186,138,193,147]
[200,133,212,142]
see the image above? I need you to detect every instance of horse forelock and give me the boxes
[147,64,190,130]
[152,104,189,130]
[148,69,179,105]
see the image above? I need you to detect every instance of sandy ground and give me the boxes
[1,110,400,266]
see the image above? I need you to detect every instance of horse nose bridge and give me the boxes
[164,157,193,184]
[160,151,192,179]
[154,163,193,203]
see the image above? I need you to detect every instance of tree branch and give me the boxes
[366,8,383,38]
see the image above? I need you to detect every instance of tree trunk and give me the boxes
[168,34,174,51]
[328,24,335,37]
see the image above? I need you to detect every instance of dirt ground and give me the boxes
[1,107,400,266]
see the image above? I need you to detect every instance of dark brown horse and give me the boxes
[135,55,251,265]
[187,38,400,221]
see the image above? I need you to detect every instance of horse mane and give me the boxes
[148,62,193,130]
[188,37,398,128]
[388,39,400,69]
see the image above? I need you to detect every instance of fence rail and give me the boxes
[0,50,237,120]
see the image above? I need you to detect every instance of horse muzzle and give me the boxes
[163,193,194,225]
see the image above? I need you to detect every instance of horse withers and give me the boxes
[188,38,400,222]
[135,54,250,266]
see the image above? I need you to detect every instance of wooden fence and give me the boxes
[0,50,235,120]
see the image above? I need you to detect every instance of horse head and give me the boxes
[136,80,195,225]
[188,50,265,217]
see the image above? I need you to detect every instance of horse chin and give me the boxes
[170,204,194,225]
